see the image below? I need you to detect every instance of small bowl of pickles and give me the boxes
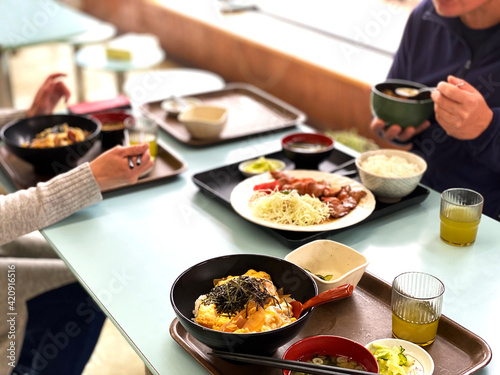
[238,156,286,177]
[285,240,368,294]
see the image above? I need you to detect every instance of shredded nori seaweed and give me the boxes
[202,275,279,317]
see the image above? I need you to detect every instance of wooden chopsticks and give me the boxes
[209,350,377,375]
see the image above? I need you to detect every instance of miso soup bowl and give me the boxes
[282,335,379,374]
[281,132,334,169]
[371,79,434,128]
[90,111,131,149]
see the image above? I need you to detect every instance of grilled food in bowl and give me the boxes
[356,149,427,203]
[170,254,318,355]
[0,114,101,175]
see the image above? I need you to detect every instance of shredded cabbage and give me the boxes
[249,190,330,226]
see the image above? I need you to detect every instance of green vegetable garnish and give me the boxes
[370,344,414,375]
[325,129,379,153]
[202,275,278,317]
[304,268,333,281]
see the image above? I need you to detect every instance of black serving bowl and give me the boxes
[371,79,434,128]
[170,254,318,355]
[282,132,335,169]
[0,114,101,175]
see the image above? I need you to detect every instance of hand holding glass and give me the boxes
[125,116,158,160]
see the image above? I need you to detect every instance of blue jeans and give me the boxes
[11,283,105,375]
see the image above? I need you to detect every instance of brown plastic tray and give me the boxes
[139,83,306,146]
[170,271,491,375]
[0,141,186,193]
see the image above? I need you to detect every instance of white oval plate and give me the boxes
[366,338,434,375]
[230,170,376,232]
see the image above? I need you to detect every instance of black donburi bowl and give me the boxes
[0,114,101,175]
[170,254,318,355]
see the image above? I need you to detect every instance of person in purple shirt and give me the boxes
[371,0,500,221]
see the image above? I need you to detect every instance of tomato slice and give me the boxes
[253,180,280,191]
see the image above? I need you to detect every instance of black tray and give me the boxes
[192,148,430,248]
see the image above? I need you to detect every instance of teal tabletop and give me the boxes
[2,123,498,374]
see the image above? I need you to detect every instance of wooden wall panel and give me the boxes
[80,0,397,148]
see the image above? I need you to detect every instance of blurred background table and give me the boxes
[0,0,116,107]
[75,41,166,101]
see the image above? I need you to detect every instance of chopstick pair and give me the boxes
[123,130,142,169]
[209,350,376,375]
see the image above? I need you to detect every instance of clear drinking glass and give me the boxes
[440,188,483,246]
[392,272,445,346]
[124,116,158,160]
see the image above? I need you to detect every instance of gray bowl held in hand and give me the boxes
[356,149,427,203]
[371,79,434,128]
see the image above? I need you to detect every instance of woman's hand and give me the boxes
[431,75,493,140]
[26,73,71,117]
[370,117,431,142]
[89,144,154,191]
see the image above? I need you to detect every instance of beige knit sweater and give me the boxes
[0,163,102,244]
[1,109,103,371]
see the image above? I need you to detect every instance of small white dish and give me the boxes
[161,97,202,117]
[178,105,227,139]
[238,157,286,177]
[366,338,435,375]
[284,239,368,293]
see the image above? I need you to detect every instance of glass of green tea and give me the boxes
[124,116,158,160]
[440,188,484,247]
[391,272,445,346]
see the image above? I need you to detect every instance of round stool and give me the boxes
[75,42,165,101]
[66,21,117,102]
